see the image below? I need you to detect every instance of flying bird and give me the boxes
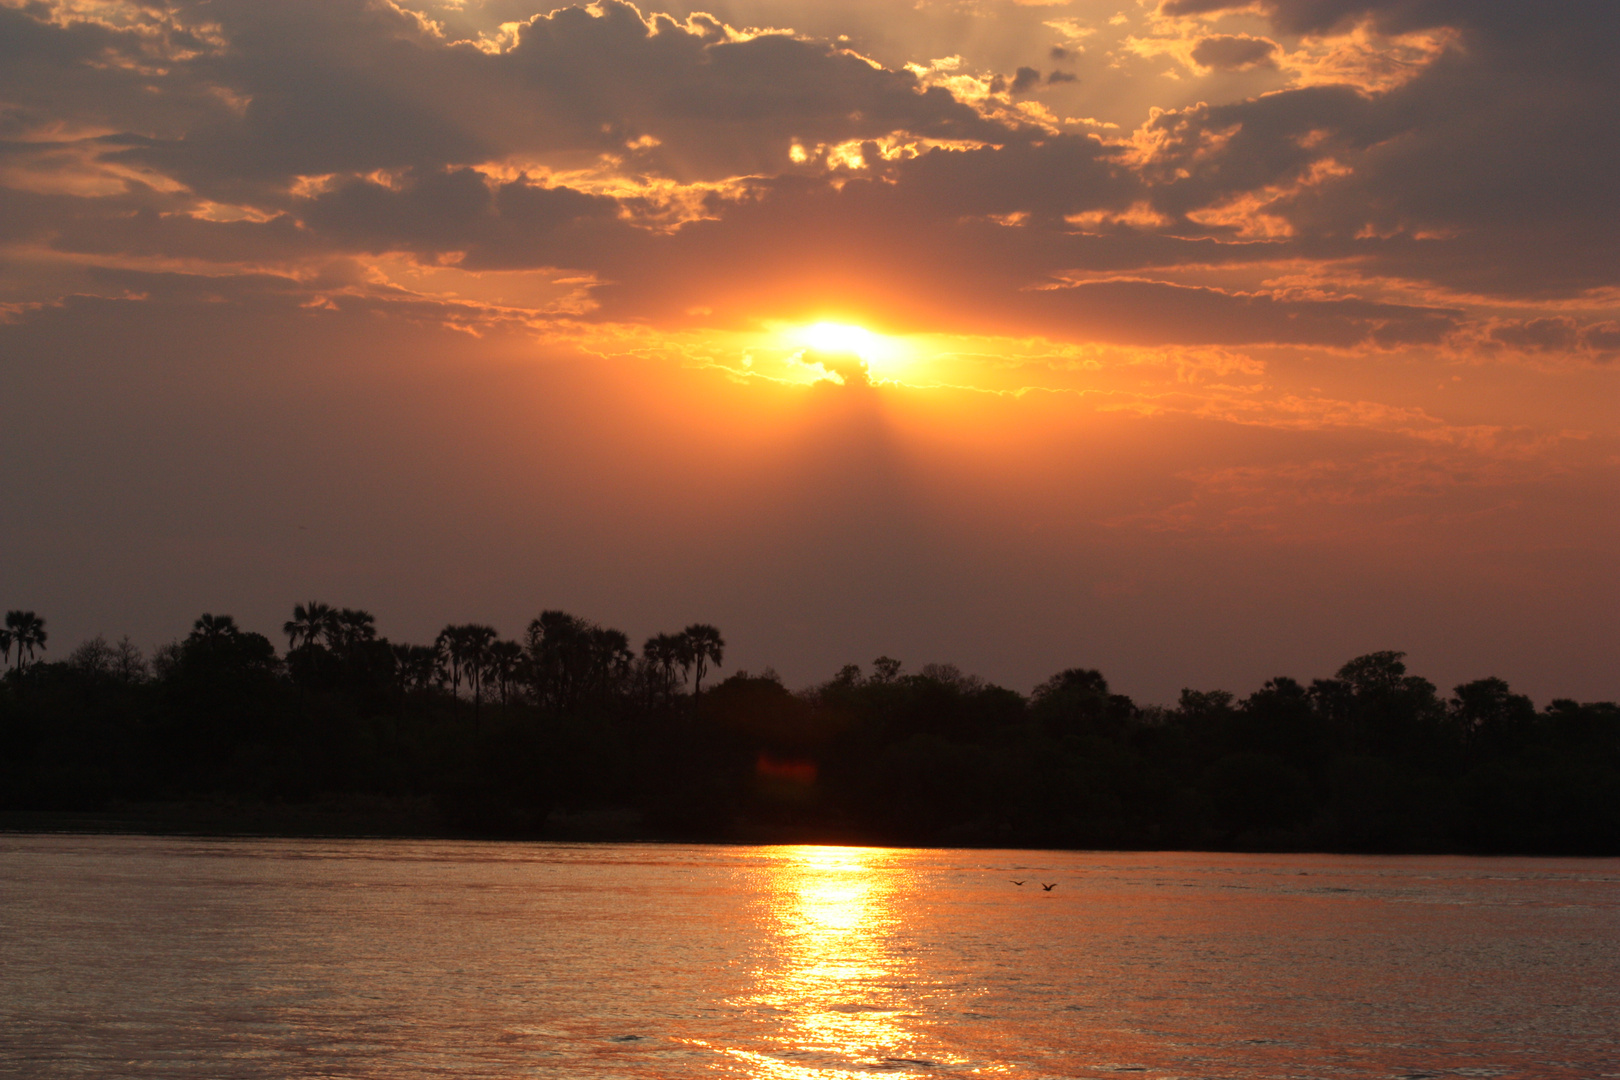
[1041,882,1057,891]
[1011,880,1026,885]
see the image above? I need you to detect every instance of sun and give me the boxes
[800,321,879,357]
[784,321,910,381]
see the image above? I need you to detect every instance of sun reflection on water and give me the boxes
[714,845,960,1078]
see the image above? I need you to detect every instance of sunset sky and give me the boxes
[2,0,1616,703]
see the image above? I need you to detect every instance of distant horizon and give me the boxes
[12,603,1613,711]
[8,601,1615,856]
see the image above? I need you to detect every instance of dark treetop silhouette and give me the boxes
[1,607,1617,853]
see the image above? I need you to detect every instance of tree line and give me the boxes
[1,605,1617,854]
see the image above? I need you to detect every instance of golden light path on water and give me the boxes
[691,846,994,1078]
[747,847,918,1077]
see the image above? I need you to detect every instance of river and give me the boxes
[2,836,1616,1078]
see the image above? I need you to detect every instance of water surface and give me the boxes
[2,836,1617,1078]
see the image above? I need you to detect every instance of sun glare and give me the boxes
[784,321,910,382]
[800,322,877,357]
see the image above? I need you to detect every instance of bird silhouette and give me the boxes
[1041,882,1057,891]
[1011,880,1026,886]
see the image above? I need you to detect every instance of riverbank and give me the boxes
[7,803,1618,856]
[0,801,883,846]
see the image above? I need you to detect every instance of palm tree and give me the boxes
[389,642,438,739]
[643,633,684,699]
[591,628,634,697]
[525,610,597,711]
[329,608,377,654]
[460,624,498,722]
[674,634,696,690]
[4,611,47,674]
[682,623,725,694]
[435,626,465,698]
[191,613,239,642]
[282,601,334,654]
[391,643,435,694]
[435,623,498,718]
[391,642,412,694]
[489,639,524,712]
[0,624,12,673]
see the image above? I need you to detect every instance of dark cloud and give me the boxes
[496,7,1003,173]
[1,0,1617,333]
[1129,1,1620,297]
[504,169,1463,348]
[4,0,1007,200]
[1583,324,1620,357]
[1252,0,1617,43]
[1,186,320,267]
[1487,318,1620,361]
[1489,318,1579,353]
[1190,34,1279,70]
[2,144,1461,350]
[1157,0,1240,16]
[889,137,1131,223]
[1132,85,1378,217]
[298,168,632,265]
[1025,280,1458,349]
[1160,0,1588,37]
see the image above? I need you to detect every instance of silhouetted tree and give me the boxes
[4,610,47,674]
[435,625,466,698]
[2,604,1616,855]
[1032,668,1134,738]
[391,643,438,696]
[466,624,498,718]
[191,613,238,643]
[682,624,725,694]
[489,640,523,712]
[68,635,116,677]
[637,634,672,699]
[110,636,148,684]
[871,656,902,683]
[283,601,335,654]
[1451,677,1537,748]
[1322,651,1443,760]
[590,628,635,698]
[180,615,277,674]
[830,663,863,689]
[1236,676,1320,769]
[328,608,377,655]
[526,611,617,711]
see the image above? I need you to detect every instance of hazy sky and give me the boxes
[2,0,1616,704]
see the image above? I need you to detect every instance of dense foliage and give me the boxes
[2,607,1617,853]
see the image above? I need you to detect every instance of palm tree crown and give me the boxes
[190,613,239,642]
[4,610,47,673]
[283,601,335,653]
[328,608,377,653]
[682,623,725,694]
[643,633,684,698]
